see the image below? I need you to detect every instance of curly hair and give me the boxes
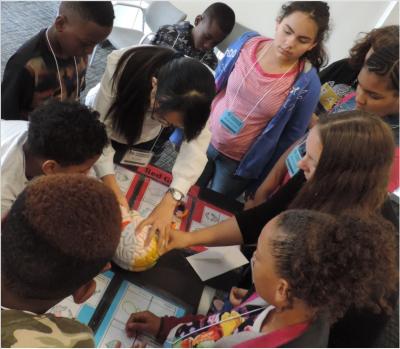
[290,111,395,215]
[108,46,215,144]
[2,174,121,300]
[278,1,330,69]
[348,25,399,72]
[271,210,398,322]
[27,100,108,166]
[61,1,115,27]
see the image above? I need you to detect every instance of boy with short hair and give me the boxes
[1,1,114,120]
[1,174,122,348]
[1,100,108,217]
[150,2,235,70]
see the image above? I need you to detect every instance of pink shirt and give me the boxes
[210,37,302,161]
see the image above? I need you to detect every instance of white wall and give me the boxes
[170,0,399,64]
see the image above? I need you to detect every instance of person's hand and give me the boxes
[244,190,266,210]
[136,192,176,247]
[159,229,192,254]
[117,192,129,210]
[229,287,249,307]
[126,311,161,338]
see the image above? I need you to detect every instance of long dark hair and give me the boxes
[290,111,395,215]
[107,46,215,145]
[278,1,330,69]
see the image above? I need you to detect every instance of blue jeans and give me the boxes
[197,144,250,199]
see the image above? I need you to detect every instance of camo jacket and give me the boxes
[1,309,95,347]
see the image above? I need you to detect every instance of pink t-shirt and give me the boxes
[210,37,302,161]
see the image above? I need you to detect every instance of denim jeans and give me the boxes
[197,144,250,199]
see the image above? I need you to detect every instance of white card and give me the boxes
[120,149,154,167]
[187,246,248,281]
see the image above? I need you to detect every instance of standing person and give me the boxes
[86,45,215,237]
[247,36,399,208]
[198,1,330,199]
[1,1,114,120]
[125,210,397,348]
[151,2,235,70]
[2,174,121,348]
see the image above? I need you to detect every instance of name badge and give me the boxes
[285,142,306,177]
[220,110,244,134]
[121,149,154,167]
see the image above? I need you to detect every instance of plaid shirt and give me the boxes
[151,21,218,70]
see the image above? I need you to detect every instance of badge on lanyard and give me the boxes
[121,149,154,167]
[220,110,244,134]
[285,142,306,177]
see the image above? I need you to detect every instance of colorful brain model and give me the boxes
[113,210,159,272]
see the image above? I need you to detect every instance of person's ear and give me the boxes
[54,15,67,32]
[41,160,60,175]
[72,280,97,304]
[152,77,158,89]
[275,279,290,308]
[194,15,203,26]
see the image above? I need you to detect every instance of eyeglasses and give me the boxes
[150,102,172,127]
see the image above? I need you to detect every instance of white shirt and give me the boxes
[85,47,211,196]
[1,120,29,217]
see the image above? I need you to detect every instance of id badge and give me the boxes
[319,82,340,111]
[285,142,306,177]
[220,110,244,134]
[121,149,154,167]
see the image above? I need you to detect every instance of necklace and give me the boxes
[45,28,79,101]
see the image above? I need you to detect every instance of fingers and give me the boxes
[125,312,150,337]
[136,217,152,234]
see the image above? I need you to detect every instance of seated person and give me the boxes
[1,1,114,120]
[150,2,235,70]
[126,210,397,347]
[2,174,121,348]
[1,100,108,217]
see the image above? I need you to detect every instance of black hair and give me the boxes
[278,1,330,69]
[61,1,115,27]
[272,210,397,321]
[204,2,235,35]
[108,46,215,144]
[364,43,399,92]
[27,100,108,166]
[2,174,121,300]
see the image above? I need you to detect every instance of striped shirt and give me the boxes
[210,37,302,161]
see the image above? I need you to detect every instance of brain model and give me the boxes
[113,210,159,272]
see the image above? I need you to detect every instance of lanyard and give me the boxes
[229,41,297,124]
[45,28,79,101]
[168,306,267,346]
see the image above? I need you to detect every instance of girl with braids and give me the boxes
[125,210,397,348]
[197,1,330,199]
[86,45,215,236]
[247,28,399,207]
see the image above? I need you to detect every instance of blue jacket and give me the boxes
[217,33,320,193]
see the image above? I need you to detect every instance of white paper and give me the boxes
[114,164,136,195]
[187,246,248,281]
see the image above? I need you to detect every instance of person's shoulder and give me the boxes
[5,29,47,69]
[1,309,95,348]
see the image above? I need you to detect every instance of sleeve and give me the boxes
[150,26,167,45]
[170,123,211,195]
[236,172,306,245]
[258,74,321,183]
[157,314,205,343]
[1,57,34,120]
[88,51,119,178]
